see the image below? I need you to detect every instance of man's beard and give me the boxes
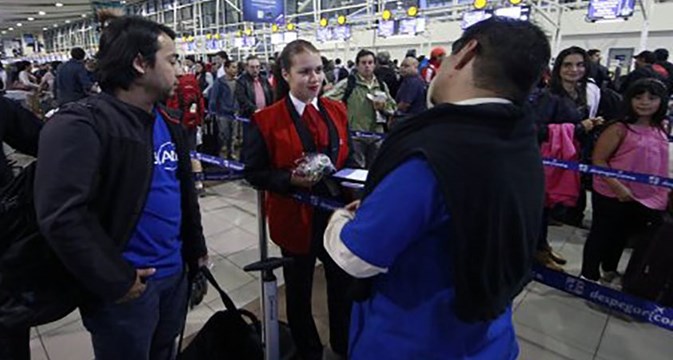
[158,86,175,102]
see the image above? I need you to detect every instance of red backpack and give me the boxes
[166,74,205,129]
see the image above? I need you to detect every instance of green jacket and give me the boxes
[324,73,397,132]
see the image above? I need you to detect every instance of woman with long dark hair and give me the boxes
[548,46,623,228]
[243,40,354,360]
[581,78,670,283]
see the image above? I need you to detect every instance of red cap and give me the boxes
[430,47,446,59]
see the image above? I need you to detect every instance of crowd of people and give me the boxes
[1,10,673,360]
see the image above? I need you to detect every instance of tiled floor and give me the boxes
[29,182,673,359]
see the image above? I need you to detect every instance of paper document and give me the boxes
[333,168,368,183]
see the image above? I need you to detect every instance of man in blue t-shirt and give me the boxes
[35,16,208,360]
[324,18,550,359]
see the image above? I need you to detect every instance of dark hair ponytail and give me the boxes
[274,39,320,102]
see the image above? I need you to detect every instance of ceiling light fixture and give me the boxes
[65,20,70,24]
[39,11,46,16]
[28,17,35,21]
[1,31,6,34]
[55,2,64,7]
[43,27,48,31]
[81,14,87,18]
[17,23,23,27]
[9,27,14,31]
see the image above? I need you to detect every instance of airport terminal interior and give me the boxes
[2,0,673,359]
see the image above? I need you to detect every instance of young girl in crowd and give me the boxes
[581,78,670,283]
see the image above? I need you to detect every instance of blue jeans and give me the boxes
[216,116,233,156]
[81,271,188,360]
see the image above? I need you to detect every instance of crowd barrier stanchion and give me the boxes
[241,190,295,360]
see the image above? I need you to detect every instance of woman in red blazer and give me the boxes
[243,40,355,360]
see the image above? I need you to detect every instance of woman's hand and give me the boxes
[580,119,595,132]
[613,184,634,202]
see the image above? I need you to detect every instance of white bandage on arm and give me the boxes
[324,209,388,278]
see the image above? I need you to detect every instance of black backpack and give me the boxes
[179,268,296,360]
[0,162,80,331]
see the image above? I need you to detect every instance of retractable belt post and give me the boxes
[242,190,292,360]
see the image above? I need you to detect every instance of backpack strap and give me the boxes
[341,75,357,104]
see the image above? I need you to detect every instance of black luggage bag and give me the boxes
[622,213,673,306]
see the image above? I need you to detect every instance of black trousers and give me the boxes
[281,210,353,360]
[537,208,550,251]
[0,328,30,360]
[564,187,587,227]
[581,192,662,280]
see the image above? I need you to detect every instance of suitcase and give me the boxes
[622,213,673,306]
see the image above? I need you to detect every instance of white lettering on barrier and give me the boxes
[586,288,673,328]
[565,278,585,296]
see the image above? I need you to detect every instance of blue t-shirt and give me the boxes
[395,75,427,116]
[341,157,518,360]
[123,110,183,279]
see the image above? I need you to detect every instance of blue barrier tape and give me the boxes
[290,192,346,212]
[190,151,246,172]
[542,158,673,189]
[532,265,673,332]
[188,151,673,192]
[234,115,251,124]
[203,172,245,181]
[194,170,244,181]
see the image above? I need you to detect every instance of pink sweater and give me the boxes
[593,123,670,210]
[541,124,580,208]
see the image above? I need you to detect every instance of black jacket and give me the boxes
[0,97,42,188]
[34,92,207,303]
[619,65,667,94]
[55,59,94,106]
[374,66,400,99]
[234,73,274,119]
[588,63,613,90]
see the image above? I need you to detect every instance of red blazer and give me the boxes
[253,97,350,254]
